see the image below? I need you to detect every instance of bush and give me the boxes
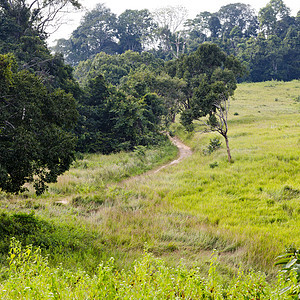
[275,246,300,298]
[0,211,101,272]
[0,212,53,253]
[203,137,222,155]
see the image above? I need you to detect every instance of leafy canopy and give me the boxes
[0,54,78,194]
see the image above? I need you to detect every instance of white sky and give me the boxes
[48,0,299,45]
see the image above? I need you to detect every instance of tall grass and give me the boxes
[0,80,299,293]
[2,239,294,299]
[0,140,178,271]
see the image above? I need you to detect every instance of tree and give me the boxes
[0,54,78,194]
[217,3,258,39]
[75,74,166,154]
[117,9,156,53]
[186,12,220,39]
[53,7,157,64]
[172,43,244,162]
[258,0,291,36]
[0,0,81,39]
[120,68,186,124]
[53,4,118,66]
[152,6,188,58]
[0,0,82,97]
[74,50,164,87]
[184,12,222,54]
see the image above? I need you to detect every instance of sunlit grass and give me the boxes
[2,239,284,299]
[0,80,299,282]
[128,80,300,270]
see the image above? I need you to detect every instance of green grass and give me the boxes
[0,239,291,299]
[0,80,300,297]
[41,139,178,197]
[0,139,178,272]
[162,80,300,270]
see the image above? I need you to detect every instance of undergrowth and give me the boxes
[1,239,300,299]
[0,240,277,299]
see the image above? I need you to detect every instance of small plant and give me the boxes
[168,130,175,137]
[134,145,147,161]
[71,194,105,207]
[234,112,239,115]
[294,95,300,102]
[209,162,219,169]
[275,245,300,297]
[203,137,222,155]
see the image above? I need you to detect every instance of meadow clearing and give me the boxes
[0,80,299,298]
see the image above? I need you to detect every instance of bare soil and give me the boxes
[153,136,192,174]
[119,136,192,186]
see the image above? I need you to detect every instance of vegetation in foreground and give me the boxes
[0,139,178,272]
[1,239,300,299]
[0,80,299,298]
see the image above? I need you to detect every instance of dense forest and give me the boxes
[54,1,300,82]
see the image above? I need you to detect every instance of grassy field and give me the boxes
[0,140,178,272]
[0,80,300,298]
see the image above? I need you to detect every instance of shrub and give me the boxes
[0,241,280,299]
[275,246,300,298]
[203,137,222,155]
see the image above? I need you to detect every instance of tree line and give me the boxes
[53,0,299,82]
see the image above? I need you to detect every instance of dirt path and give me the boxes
[118,136,192,186]
[55,136,192,205]
[153,136,192,174]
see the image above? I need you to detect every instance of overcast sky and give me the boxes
[48,0,299,45]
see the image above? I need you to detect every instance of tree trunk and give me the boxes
[171,112,176,123]
[224,135,232,163]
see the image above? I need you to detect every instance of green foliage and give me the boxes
[74,50,164,87]
[0,212,52,254]
[0,139,178,272]
[120,68,186,125]
[275,246,300,297]
[173,43,241,119]
[0,211,101,271]
[172,43,243,161]
[47,138,177,196]
[0,81,299,297]
[0,241,279,299]
[0,81,298,298]
[53,5,157,65]
[0,1,81,96]
[184,1,299,82]
[203,137,222,155]
[0,54,78,194]
[209,162,219,168]
[294,95,300,102]
[53,4,119,66]
[133,145,147,161]
[51,0,299,83]
[117,9,156,53]
[76,74,167,154]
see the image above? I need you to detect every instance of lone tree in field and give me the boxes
[170,43,244,162]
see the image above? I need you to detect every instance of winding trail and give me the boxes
[153,136,192,174]
[54,136,192,205]
[119,136,192,186]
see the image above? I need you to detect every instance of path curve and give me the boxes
[153,136,192,174]
[54,136,192,205]
[119,136,192,186]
